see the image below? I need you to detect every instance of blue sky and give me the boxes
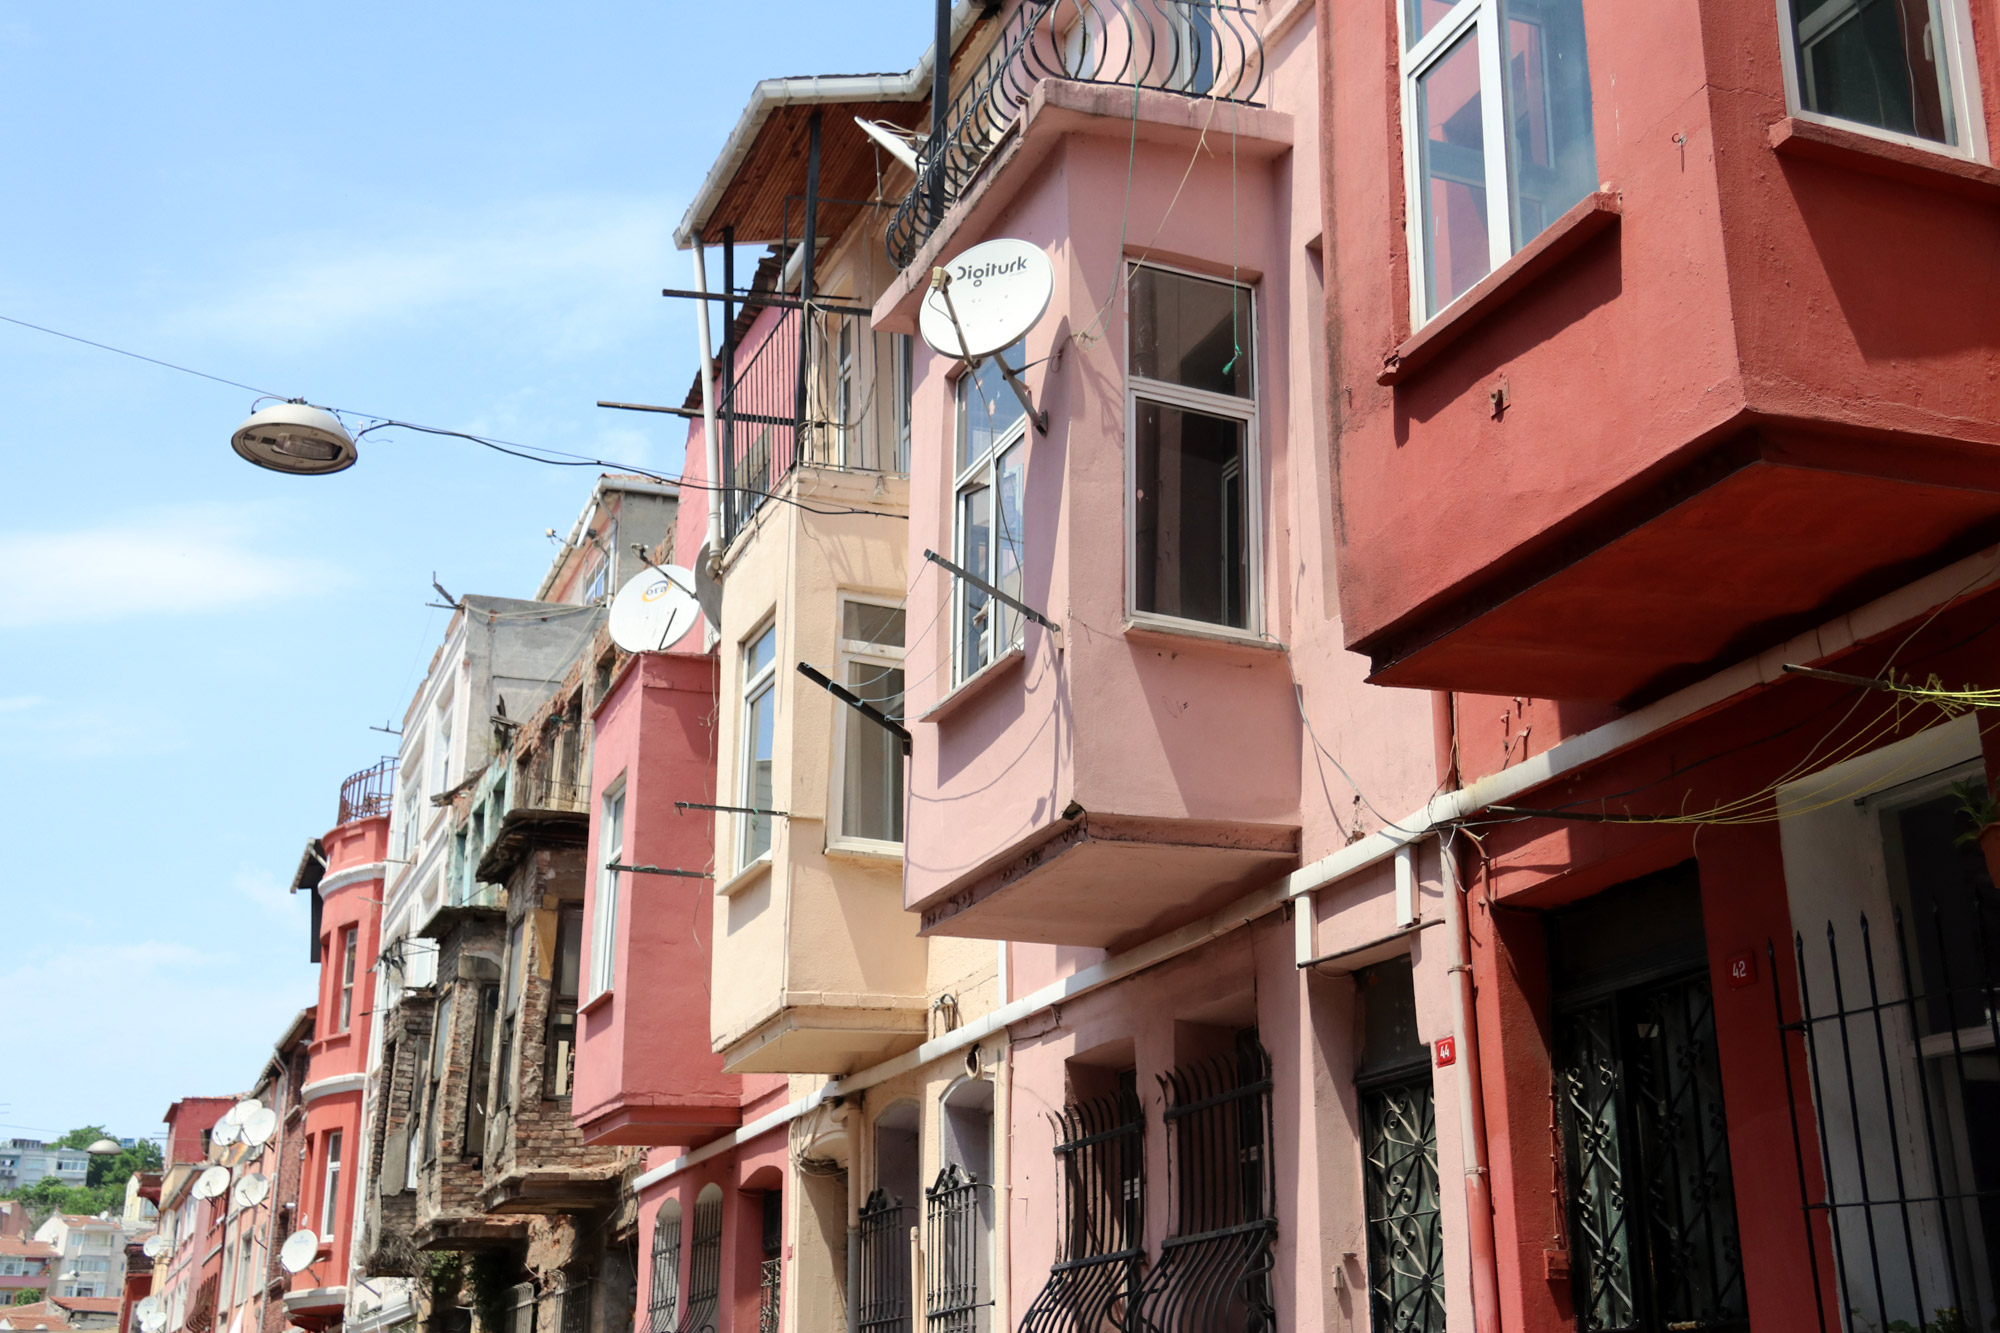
[0,1,917,1144]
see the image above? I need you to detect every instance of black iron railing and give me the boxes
[1360,1073,1444,1333]
[925,1165,991,1333]
[672,1192,723,1333]
[647,1209,683,1333]
[758,1258,781,1333]
[1772,900,2000,1333]
[1130,1031,1276,1333]
[1021,1083,1146,1333]
[888,0,1266,270]
[339,757,397,825]
[556,1278,590,1333]
[859,1188,915,1333]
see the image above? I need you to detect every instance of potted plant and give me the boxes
[1950,778,2000,884]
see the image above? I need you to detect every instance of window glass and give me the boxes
[957,482,993,680]
[842,660,905,844]
[741,625,777,864]
[591,786,624,997]
[843,602,907,648]
[957,344,1027,474]
[745,624,776,681]
[1407,0,1459,44]
[1504,0,1598,240]
[1791,0,1955,142]
[1131,268,1252,397]
[1418,32,1492,315]
[1132,402,1248,629]
[893,333,914,474]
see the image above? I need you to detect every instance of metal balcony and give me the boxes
[888,0,1265,270]
[338,758,398,825]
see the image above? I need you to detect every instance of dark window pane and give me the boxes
[1131,268,1252,397]
[843,663,905,843]
[1793,0,1954,142]
[843,603,907,648]
[1133,399,1248,628]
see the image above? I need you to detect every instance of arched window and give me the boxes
[671,1185,723,1333]
[646,1199,682,1333]
[860,1101,922,1333]
[928,1078,995,1333]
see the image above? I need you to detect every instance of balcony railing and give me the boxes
[718,302,908,545]
[888,0,1265,270]
[339,758,398,825]
[512,773,589,815]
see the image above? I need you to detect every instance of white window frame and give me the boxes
[951,349,1031,686]
[1398,0,1515,324]
[1774,0,1987,161]
[737,620,779,871]
[337,925,358,1032]
[827,595,907,854]
[891,333,914,475]
[589,778,626,1000]
[318,1130,342,1239]
[1122,262,1264,639]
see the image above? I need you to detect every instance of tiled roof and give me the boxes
[47,1298,118,1314]
[0,1237,54,1258]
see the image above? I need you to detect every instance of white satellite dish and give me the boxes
[141,1235,165,1258]
[278,1229,319,1275]
[231,1173,270,1209]
[240,1107,278,1149]
[607,564,699,654]
[918,237,1053,361]
[692,544,722,631]
[192,1166,231,1200]
[210,1118,240,1148]
[136,1298,165,1333]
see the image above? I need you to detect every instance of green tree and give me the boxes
[13,1289,44,1306]
[0,1126,161,1219]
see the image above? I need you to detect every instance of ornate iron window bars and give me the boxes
[887,0,1266,272]
[1130,1031,1277,1333]
[1020,1079,1147,1333]
[1558,970,1746,1333]
[926,1164,992,1333]
[1770,900,2000,1333]
[858,1188,916,1333]
[1359,1070,1445,1332]
[671,1192,723,1333]
[646,1209,682,1333]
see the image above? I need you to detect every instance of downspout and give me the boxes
[692,247,725,564]
[843,1100,861,1333]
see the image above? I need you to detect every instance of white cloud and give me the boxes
[0,504,338,629]
[231,865,301,918]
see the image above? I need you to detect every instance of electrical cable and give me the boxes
[0,312,288,398]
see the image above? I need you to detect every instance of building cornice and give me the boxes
[299,1074,366,1106]
[319,863,386,898]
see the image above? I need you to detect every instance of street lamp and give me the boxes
[229,401,357,475]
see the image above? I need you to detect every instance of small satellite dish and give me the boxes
[918,237,1053,361]
[136,1298,165,1333]
[278,1230,319,1275]
[607,564,699,654]
[241,1107,278,1149]
[141,1235,165,1258]
[692,544,722,631]
[192,1166,231,1200]
[230,403,357,476]
[231,1173,270,1209]
[210,1118,240,1148]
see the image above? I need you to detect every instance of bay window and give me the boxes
[739,623,778,867]
[1400,0,1597,318]
[1781,0,1975,149]
[1127,265,1259,633]
[832,598,907,848]
[954,343,1028,683]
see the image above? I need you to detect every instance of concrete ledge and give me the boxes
[1769,115,2000,204]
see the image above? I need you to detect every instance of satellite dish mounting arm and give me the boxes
[931,268,1047,435]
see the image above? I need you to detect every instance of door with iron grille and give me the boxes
[858,1188,915,1333]
[1020,1072,1145,1333]
[1552,865,1747,1333]
[1356,958,1445,1332]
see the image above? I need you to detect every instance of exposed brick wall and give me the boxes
[412,913,515,1242]
[362,992,431,1273]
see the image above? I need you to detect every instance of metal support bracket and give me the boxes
[606,863,714,879]
[923,548,1060,636]
[797,663,912,756]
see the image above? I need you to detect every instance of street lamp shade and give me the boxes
[85,1138,122,1156]
[230,402,356,475]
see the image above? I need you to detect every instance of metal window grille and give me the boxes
[1020,1081,1146,1333]
[557,1278,591,1333]
[1771,903,2000,1333]
[1130,1031,1277,1333]
[887,0,1267,270]
[925,1164,991,1333]
[671,1193,723,1333]
[758,1258,781,1333]
[1557,970,1746,1333]
[1360,1072,1445,1332]
[858,1188,916,1333]
[647,1212,682,1333]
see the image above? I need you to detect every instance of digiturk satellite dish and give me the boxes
[607,564,699,654]
[192,1166,231,1201]
[141,1235,165,1259]
[231,1173,270,1210]
[230,402,357,476]
[278,1230,320,1276]
[918,237,1053,361]
[241,1107,278,1149]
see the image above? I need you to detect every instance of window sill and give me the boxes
[717,854,773,899]
[578,990,613,1017]
[1379,189,1621,387]
[823,840,904,865]
[1122,616,1287,659]
[917,645,1027,723]
[1768,115,2000,203]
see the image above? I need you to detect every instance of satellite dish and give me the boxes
[918,237,1053,361]
[692,544,722,631]
[192,1166,231,1200]
[607,564,699,654]
[210,1118,239,1147]
[136,1299,165,1333]
[141,1235,165,1258]
[278,1230,319,1275]
[231,1174,270,1209]
[230,403,357,476]
[241,1107,278,1149]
